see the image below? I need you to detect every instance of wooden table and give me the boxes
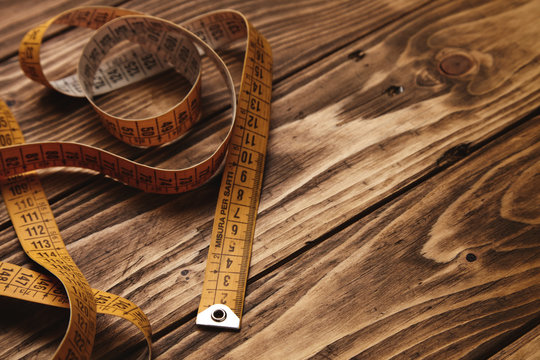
[0,0,539,359]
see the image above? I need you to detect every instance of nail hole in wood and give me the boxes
[348,49,365,61]
[466,253,477,262]
[385,85,404,96]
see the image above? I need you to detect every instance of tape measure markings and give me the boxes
[0,101,99,360]
[196,26,271,328]
[0,105,98,359]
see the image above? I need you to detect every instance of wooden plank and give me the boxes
[0,0,539,358]
[152,118,540,359]
[489,325,540,360]
[0,0,128,61]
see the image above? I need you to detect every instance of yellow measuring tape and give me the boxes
[1,5,272,358]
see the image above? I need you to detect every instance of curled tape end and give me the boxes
[196,304,240,329]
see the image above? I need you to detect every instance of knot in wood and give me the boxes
[439,54,473,76]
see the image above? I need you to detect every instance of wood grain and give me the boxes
[0,0,538,358]
[153,118,540,360]
[0,0,127,61]
[490,325,540,360]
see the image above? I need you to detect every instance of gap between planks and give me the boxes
[271,0,435,89]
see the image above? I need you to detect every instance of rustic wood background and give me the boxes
[0,0,539,359]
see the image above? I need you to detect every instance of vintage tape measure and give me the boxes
[1,5,272,359]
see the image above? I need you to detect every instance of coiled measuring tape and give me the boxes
[1,5,272,359]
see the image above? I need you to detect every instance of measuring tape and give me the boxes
[1,5,272,359]
[0,98,152,359]
[0,261,152,355]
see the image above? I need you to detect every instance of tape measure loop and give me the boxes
[4,6,273,358]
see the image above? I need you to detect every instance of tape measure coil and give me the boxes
[2,5,273,359]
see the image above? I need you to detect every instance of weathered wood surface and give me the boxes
[0,0,126,61]
[490,325,540,360]
[154,118,540,360]
[0,0,539,359]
